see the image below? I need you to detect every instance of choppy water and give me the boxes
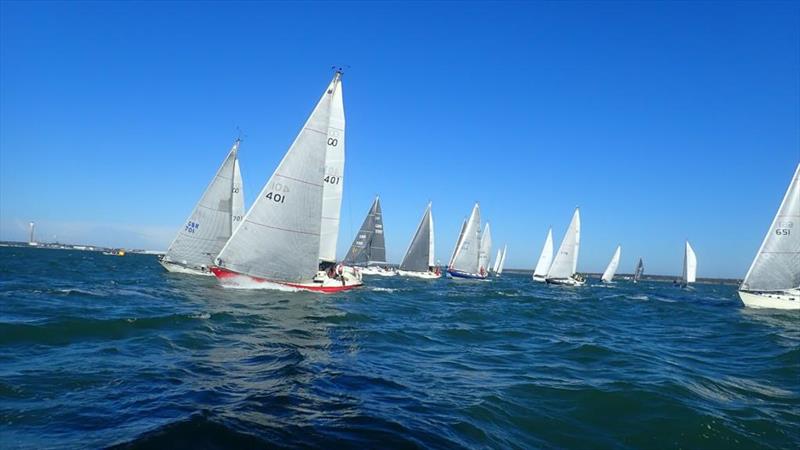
[0,247,798,449]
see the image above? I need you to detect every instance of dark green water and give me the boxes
[0,247,797,449]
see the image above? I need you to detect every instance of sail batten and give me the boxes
[741,164,800,292]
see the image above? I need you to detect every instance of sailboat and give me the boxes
[343,196,394,276]
[159,139,245,276]
[491,248,502,274]
[447,203,488,279]
[679,241,697,287]
[494,245,508,277]
[738,163,800,309]
[633,258,644,283]
[397,202,440,279]
[532,228,553,282]
[478,223,492,275]
[211,71,362,292]
[600,245,621,283]
[546,208,585,286]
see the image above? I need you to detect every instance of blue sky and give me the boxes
[1,1,798,278]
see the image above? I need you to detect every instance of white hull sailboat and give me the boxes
[160,139,245,276]
[212,71,362,293]
[679,240,697,287]
[600,245,621,283]
[532,228,553,283]
[447,203,488,280]
[343,196,395,276]
[494,245,507,277]
[738,163,800,310]
[397,202,441,279]
[546,208,585,286]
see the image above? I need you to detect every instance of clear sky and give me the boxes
[1,1,799,278]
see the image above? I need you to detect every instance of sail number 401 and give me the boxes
[324,175,340,185]
[265,182,289,204]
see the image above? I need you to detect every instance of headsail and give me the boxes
[215,73,339,282]
[601,245,621,282]
[682,241,697,284]
[450,203,481,274]
[232,156,245,233]
[319,78,346,263]
[497,245,508,275]
[492,249,502,273]
[741,163,800,292]
[478,223,492,273]
[400,203,434,272]
[634,258,644,283]
[547,208,581,279]
[343,196,387,266]
[532,228,554,279]
[449,218,467,268]
[164,139,240,269]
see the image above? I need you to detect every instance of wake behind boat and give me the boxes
[160,139,245,276]
[447,203,489,280]
[397,202,441,279]
[738,163,800,309]
[546,208,585,286]
[212,71,362,293]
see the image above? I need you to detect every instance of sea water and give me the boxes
[0,247,797,449]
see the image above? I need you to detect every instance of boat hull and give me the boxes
[159,259,214,277]
[211,267,363,293]
[447,269,487,280]
[738,290,800,310]
[359,266,397,277]
[546,277,585,286]
[532,275,547,283]
[396,269,441,279]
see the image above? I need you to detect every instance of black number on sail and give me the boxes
[232,187,240,193]
[324,175,340,185]
[265,192,286,203]
[327,138,338,147]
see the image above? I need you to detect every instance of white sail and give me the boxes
[163,139,239,270]
[478,223,492,273]
[450,204,481,274]
[741,164,800,292]
[601,245,621,282]
[400,203,433,272]
[428,207,436,267]
[232,156,245,233]
[215,73,339,283]
[547,208,581,279]
[682,241,697,284]
[533,228,554,279]
[492,249,502,273]
[497,245,508,274]
[449,218,467,268]
[318,75,346,263]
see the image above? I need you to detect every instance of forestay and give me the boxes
[215,74,338,283]
[164,140,240,269]
[400,203,433,272]
[533,228,554,279]
[450,204,481,274]
[601,245,621,282]
[343,196,387,266]
[547,208,581,279]
[741,163,800,291]
[319,75,346,263]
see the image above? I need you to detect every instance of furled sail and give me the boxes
[400,203,434,272]
[215,74,340,282]
[164,139,240,270]
[547,208,581,279]
[450,203,481,274]
[601,245,621,282]
[682,241,697,284]
[741,163,800,292]
[532,228,553,279]
[343,196,387,266]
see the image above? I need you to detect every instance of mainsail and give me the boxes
[478,223,492,273]
[497,245,508,275]
[532,228,554,279]
[634,258,644,283]
[450,203,481,274]
[682,241,697,284]
[399,203,434,272]
[343,196,387,266]
[164,139,240,269]
[215,73,340,283]
[547,208,581,279]
[232,156,245,232]
[492,249,502,273]
[601,245,621,282]
[449,218,467,268]
[741,163,800,292]
[319,78,346,263]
